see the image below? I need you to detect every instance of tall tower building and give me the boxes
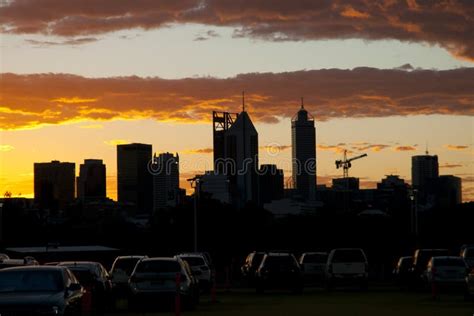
[291,99,316,201]
[77,159,106,201]
[117,143,153,214]
[34,160,75,210]
[213,94,258,207]
[411,154,439,190]
[152,152,180,212]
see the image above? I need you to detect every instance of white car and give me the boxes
[325,248,368,290]
[424,256,468,291]
[109,255,148,290]
[299,252,327,282]
[177,253,212,291]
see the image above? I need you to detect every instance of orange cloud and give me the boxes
[445,144,469,150]
[440,163,463,169]
[394,145,417,151]
[1,1,473,61]
[184,148,213,154]
[1,67,473,130]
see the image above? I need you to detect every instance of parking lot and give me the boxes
[106,287,473,316]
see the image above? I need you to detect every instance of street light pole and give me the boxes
[187,176,202,253]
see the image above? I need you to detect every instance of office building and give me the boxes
[200,171,231,204]
[258,164,284,204]
[152,152,180,212]
[291,99,316,201]
[77,159,106,201]
[34,160,75,210]
[411,154,439,190]
[117,143,153,214]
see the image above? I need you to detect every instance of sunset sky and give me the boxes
[0,0,473,201]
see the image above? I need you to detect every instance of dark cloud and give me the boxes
[1,66,473,130]
[1,0,473,61]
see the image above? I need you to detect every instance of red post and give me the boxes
[211,270,217,303]
[431,281,438,300]
[175,273,181,316]
[82,286,92,314]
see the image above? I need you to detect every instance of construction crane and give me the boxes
[335,150,368,178]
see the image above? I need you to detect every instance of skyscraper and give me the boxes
[34,160,75,210]
[291,99,316,201]
[258,164,284,204]
[224,109,259,206]
[212,95,259,207]
[77,159,106,201]
[117,143,153,214]
[152,152,180,212]
[411,154,439,190]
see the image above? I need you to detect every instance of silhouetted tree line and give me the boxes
[1,197,473,279]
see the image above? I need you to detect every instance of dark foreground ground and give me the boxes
[105,287,474,316]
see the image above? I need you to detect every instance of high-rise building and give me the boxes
[34,160,75,210]
[429,175,462,208]
[258,164,284,204]
[291,99,316,201]
[77,159,106,201]
[411,154,439,190]
[212,97,259,207]
[117,143,153,214]
[332,177,359,191]
[152,152,180,212]
[200,171,231,204]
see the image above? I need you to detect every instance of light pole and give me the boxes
[409,188,418,243]
[187,176,203,252]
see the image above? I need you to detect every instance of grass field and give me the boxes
[107,287,474,316]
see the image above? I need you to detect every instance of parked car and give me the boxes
[0,253,9,260]
[255,252,303,294]
[299,252,327,283]
[325,248,368,290]
[58,261,112,311]
[465,267,474,300]
[0,266,83,315]
[393,256,413,286]
[461,247,474,269]
[241,251,265,285]
[177,253,212,292]
[128,257,198,310]
[109,255,147,291]
[0,256,39,270]
[460,244,474,255]
[411,249,449,284]
[423,256,468,293]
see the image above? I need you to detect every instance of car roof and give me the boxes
[302,252,327,255]
[116,255,147,260]
[265,252,293,256]
[58,261,101,267]
[431,256,464,260]
[0,265,67,272]
[141,257,178,262]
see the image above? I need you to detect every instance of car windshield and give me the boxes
[416,250,448,266]
[399,258,412,268]
[68,269,95,285]
[136,260,180,273]
[114,258,141,275]
[0,270,64,292]
[264,255,297,268]
[181,257,205,267]
[435,258,466,267]
[332,250,365,263]
[252,253,264,266]
[303,254,327,263]
[465,249,474,258]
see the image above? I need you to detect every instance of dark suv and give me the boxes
[255,252,303,294]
